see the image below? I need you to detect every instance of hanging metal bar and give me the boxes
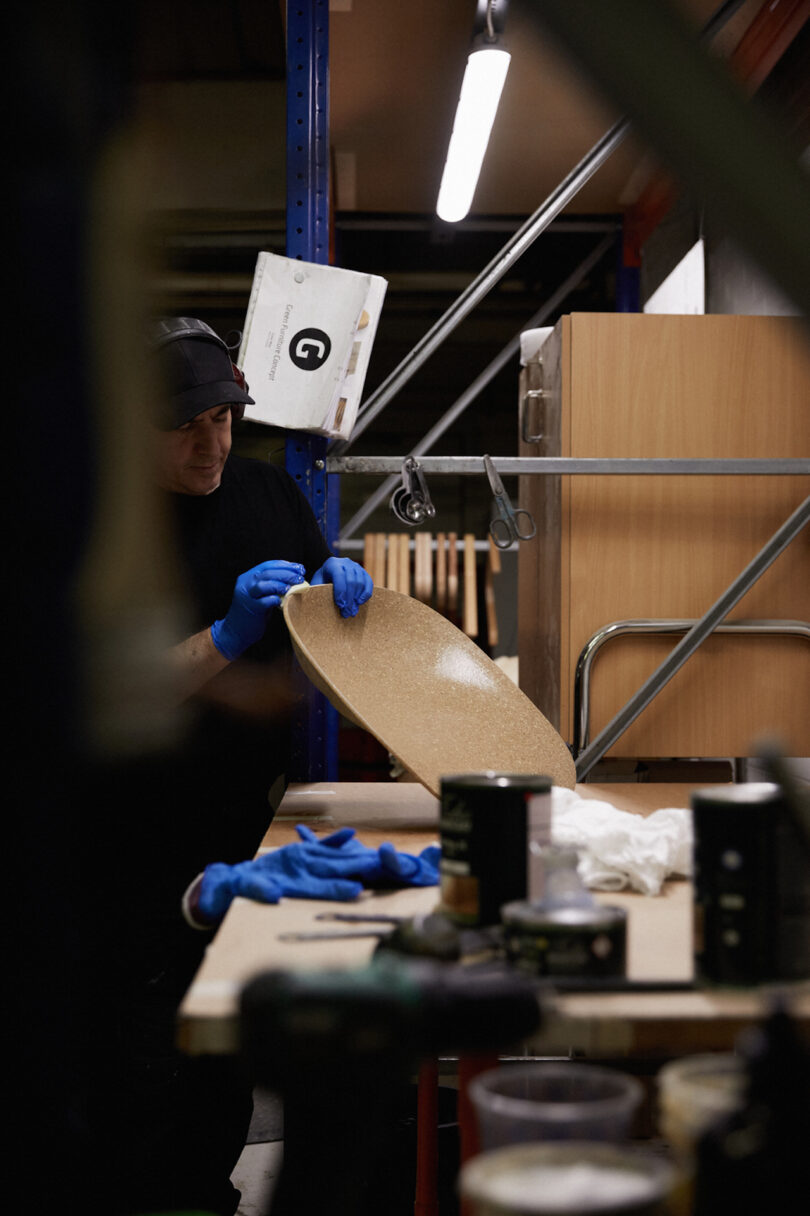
[337,233,616,540]
[328,120,630,456]
[328,456,810,476]
[574,495,810,780]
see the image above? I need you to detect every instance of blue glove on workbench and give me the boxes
[211,560,306,659]
[311,557,373,617]
[195,824,440,923]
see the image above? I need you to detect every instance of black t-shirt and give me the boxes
[161,454,332,872]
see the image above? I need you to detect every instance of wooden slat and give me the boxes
[363,532,375,578]
[414,532,433,604]
[485,538,500,649]
[447,532,459,624]
[386,534,399,592]
[462,533,478,637]
[435,532,447,615]
[398,534,411,596]
[373,532,387,588]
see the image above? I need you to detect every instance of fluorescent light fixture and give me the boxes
[436,43,511,223]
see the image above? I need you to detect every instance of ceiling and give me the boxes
[133,0,808,533]
[134,0,801,216]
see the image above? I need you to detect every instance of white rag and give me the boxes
[551,787,693,896]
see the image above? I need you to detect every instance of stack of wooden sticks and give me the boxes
[360,532,502,648]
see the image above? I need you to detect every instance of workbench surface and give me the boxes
[177,782,809,1056]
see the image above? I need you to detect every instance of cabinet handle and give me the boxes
[520,387,548,443]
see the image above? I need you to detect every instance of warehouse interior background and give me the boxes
[123,0,810,777]
[10,3,810,1213]
[133,0,808,543]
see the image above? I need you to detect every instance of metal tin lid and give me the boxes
[691,782,782,810]
[501,901,627,930]
[441,772,554,791]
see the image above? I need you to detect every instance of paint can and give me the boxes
[501,900,627,979]
[438,773,553,926]
[692,782,810,985]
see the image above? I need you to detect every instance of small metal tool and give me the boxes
[278,927,396,942]
[390,456,436,525]
[315,912,406,924]
[484,453,536,548]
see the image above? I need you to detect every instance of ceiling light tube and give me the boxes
[436,41,511,223]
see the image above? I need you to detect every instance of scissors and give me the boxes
[484,454,537,549]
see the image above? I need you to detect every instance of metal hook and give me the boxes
[389,456,437,525]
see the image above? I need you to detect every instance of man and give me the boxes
[101,316,372,1216]
[149,315,372,870]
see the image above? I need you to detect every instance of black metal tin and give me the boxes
[692,782,810,986]
[438,773,553,927]
[501,900,627,978]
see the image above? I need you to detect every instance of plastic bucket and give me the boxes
[460,1141,677,1215]
[469,1062,643,1151]
[657,1053,746,1162]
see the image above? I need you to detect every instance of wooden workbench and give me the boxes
[177,782,809,1057]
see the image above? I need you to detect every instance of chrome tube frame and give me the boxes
[573,618,810,756]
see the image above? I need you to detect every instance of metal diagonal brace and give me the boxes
[574,495,810,780]
[328,0,744,457]
[337,234,616,541]
[328,120,630,457]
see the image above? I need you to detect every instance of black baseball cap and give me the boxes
[150,317,254,430]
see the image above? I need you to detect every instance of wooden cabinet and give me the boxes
[517,313,810,758]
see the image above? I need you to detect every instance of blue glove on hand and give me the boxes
[196,824,440,923]
[311,557,373,618]
[211,560,306,659]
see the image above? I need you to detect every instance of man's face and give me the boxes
[153,404,233,495]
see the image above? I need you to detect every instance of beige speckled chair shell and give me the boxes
[283,583,576,795]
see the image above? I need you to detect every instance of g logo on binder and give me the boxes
[290,328,332,371]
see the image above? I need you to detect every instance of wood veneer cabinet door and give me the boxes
[518,313,810,758]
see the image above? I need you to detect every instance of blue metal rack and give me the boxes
[284,1,339,780]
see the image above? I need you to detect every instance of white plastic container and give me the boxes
[657,1053,746,1162]
[460,1142,677,1215]
[470,1062,642,1151]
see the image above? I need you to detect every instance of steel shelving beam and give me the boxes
[285,0,337,780]
[328,456,810,476]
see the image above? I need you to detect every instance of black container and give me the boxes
[692,782,810,986]
[501,900,627,979]
[438,773,552,927]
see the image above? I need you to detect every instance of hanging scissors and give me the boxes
[484,454,537,549]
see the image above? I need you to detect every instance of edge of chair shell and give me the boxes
[283,581,311,601]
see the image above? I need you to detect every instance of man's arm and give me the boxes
[168,626,231,701]
[167,560,307,702]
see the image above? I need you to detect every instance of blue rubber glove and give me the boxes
[197,849,367,922]
[196,825,440,922]
[295,824,441,888]
[211,560,306,659]
[311,556,373,618]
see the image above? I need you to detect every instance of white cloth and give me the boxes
[551,787,693,896]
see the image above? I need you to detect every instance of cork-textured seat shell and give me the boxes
[283,583,576,795]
